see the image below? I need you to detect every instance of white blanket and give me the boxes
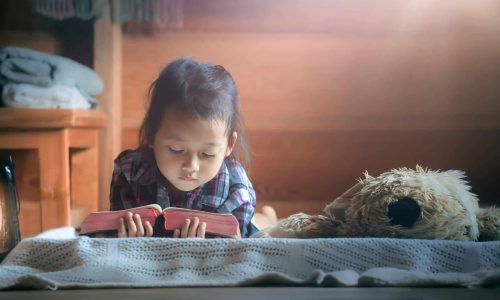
[2,83,92,109]
[0,236,499,290]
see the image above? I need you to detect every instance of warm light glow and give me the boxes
[394,0,500,35]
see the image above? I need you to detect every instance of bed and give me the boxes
[1,227,499,297]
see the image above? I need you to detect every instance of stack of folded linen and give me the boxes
[0,47,103,109]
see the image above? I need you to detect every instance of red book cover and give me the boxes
[80,205,161,235]
[162,208,241,238]
[79,205,241,238]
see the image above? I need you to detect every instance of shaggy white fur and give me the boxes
[253,166,500,241]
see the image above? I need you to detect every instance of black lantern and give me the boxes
[0,156,21,262]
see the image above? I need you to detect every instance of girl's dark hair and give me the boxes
[139,58,250,165]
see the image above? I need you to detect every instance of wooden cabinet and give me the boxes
[0,108,105,237]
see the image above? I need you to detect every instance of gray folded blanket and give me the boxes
[0,47,103,102]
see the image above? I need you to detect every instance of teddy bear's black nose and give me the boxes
[388,197,421,228]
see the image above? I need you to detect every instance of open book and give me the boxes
[80,204,241,238]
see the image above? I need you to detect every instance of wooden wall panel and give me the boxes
[122,0,500,217]
[247,130,500,214]
[122,33,500,132]
[179,0,500,36]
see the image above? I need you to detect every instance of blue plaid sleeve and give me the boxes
[109,157,132,211]
[109,149,139,211]
[218,187,257,238]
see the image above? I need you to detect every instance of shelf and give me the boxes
[0,108,106,129]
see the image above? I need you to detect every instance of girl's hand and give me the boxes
[117,212,154,237]
[173,217,207,238]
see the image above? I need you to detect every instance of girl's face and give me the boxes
[152,107,237,192]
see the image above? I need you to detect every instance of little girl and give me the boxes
[109,58,258,238]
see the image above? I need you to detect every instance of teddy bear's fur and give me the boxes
[253,166,500,241]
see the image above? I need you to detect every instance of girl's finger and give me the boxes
[197,222,206,238]
[117,217,127,238]
[173,228,180,238]
[144,221,154,237]
[134,214,145,237]
[125,212,137,237]
[180,219,191,238]
[188,217,200,237]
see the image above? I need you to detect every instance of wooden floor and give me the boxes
[2,287,499,300]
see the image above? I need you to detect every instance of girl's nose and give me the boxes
[182,154,199,173]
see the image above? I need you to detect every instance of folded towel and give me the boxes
[2,83,92,109]
[0,47,103,102]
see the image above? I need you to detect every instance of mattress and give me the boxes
[1,234,499,289]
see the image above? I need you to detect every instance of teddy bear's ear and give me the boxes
[428,169,480,240]
[324,181,363,221]
[477,207,500,241]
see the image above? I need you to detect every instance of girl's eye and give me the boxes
[202,153,216,159]
[168,147,184,154]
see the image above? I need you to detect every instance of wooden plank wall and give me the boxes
[122,0,500,218]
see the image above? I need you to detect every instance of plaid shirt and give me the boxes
[109,146,258,237]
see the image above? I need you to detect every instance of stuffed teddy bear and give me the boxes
[252,166,500,241]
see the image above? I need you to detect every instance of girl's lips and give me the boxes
[179,176,197,181]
